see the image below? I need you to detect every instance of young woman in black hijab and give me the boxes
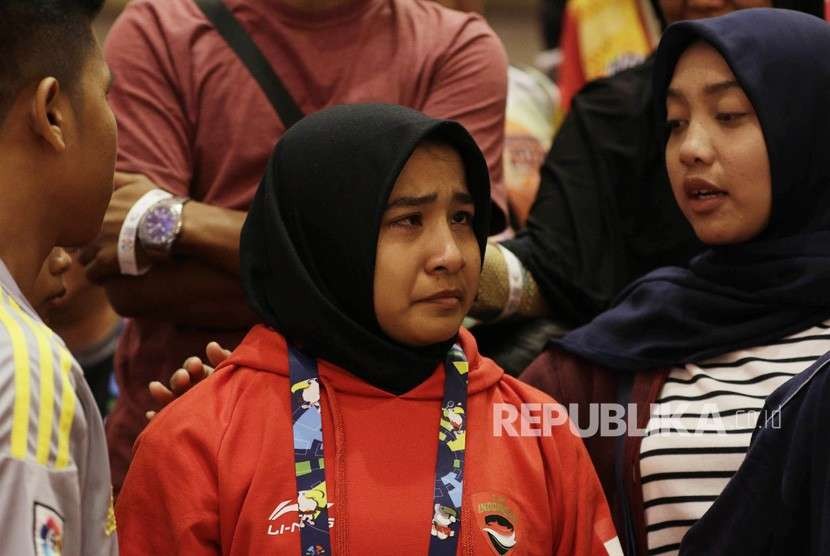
[521,8,830,555]
[113,104,620,555]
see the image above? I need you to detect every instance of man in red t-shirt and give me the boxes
[82,0,508,492]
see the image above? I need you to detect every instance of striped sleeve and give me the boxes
[0,287,77,467]
[0,287,118,555]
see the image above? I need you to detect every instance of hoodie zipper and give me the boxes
[322,378,350,555]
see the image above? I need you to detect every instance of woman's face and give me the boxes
[665,41,772,245]
[374,143,481,347]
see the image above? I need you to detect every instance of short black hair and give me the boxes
[0,0,105,125]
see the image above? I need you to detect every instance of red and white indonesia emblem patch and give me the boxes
[472,492,520,555]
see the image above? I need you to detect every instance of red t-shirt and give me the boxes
[116,327,622,555]
[104,0,508,492]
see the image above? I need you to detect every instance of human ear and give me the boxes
[29,77,67,153]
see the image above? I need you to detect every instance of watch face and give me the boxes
[142,205,177,245]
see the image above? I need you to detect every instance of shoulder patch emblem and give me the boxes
[472,492,520,555]
[33,502,64,556]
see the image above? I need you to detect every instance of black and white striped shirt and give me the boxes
[640,321,830,555]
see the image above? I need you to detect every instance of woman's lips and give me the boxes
[687,191,728,214]
[684,178,728,214]
[421,297,462,308]
[418,289,463,308]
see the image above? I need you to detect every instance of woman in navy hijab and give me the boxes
[521,8,830,555]
[674,16,830,553]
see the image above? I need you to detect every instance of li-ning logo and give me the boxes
[267,498,335,536]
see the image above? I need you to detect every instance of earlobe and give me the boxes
[29,77,67,153]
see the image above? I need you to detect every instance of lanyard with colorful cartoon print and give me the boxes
[289,343,469,556]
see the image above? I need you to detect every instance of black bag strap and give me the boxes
[193,0,304,128]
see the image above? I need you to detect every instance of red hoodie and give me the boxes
[115,326,620,555]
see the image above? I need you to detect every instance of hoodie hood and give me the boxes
[217,325,503,400]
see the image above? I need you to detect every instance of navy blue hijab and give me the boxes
[556,9,830,371]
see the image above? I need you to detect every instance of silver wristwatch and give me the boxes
[137,196,189,258]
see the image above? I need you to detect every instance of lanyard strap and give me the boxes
[289,344,470,556]
[429,344,470,554]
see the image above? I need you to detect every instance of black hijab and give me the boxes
[556,8,830,371]
[240,104,491,394]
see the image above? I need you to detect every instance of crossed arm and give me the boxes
[81,172,256,328]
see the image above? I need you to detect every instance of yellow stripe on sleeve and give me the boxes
[35,342,55,465]
[6,296,79,470]
[55,347,76,469]
[0,289,31,460]
[5,296,57,465]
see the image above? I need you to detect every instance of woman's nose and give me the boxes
[678,121,715,168]
[425,225,465,275]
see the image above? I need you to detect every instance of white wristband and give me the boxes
[496,244,525,320]
[118,189,172,276]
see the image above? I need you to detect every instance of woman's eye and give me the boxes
[451,211,474,226]
[716,112,747,124]
[392,214,422,228]
[666,119,685,133]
